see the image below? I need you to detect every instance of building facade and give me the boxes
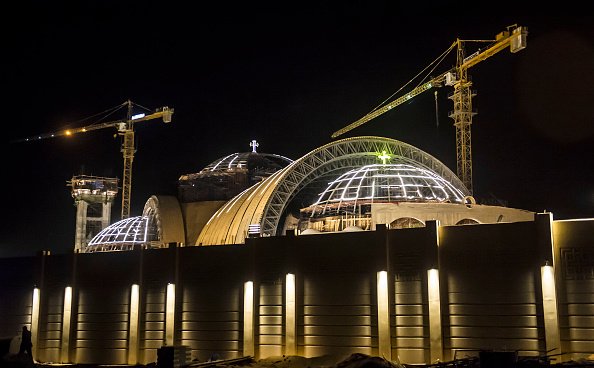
[1,214,593,365]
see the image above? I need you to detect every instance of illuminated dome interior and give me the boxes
[86,216,157,252]
[305,163,466,217]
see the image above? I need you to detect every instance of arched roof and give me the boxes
[197,136,468,245]
[142,195,185,245]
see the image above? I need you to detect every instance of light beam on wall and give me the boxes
[129,284,140,364]
[244,281,255,357]
[165,283,175,346]
[61,286,73,363]
[377,271,391,359]
[31,288,41,359]
[541,265,561,354]
[427,269,443,363]
[286,274,296,355]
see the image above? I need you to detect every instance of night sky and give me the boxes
[1,1,593,257]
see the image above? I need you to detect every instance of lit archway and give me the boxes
[389,217,425,229]
[456,218,480,225]
[198,136,467,244]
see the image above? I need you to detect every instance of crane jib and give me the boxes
[331,79,439,138]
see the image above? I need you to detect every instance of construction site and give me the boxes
[2,23,593,368]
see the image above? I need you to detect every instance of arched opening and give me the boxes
[456,218,480,225]
[389,217,425,229]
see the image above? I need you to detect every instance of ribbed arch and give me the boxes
[197,137,467,244]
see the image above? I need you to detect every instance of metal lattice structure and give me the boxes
[259,136,468,237]
[306,163,466,217]
[86,216,156,252]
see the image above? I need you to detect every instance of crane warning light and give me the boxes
[66,130,71,135]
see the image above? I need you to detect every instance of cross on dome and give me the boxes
[250,140,259,153]
[378,150,391,164]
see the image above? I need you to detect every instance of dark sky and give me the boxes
[1,1,593,257]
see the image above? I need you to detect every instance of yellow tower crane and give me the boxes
[332,25,528,195]
[14,100,174,219]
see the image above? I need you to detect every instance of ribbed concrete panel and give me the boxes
[75,287,129,364]
[181,281,242,361]
[553,219,594,361]
[392,278,428,364]
[38,287,63,363]
[140,285,165,364]
[444,269,544,356]
[0,287,32,340]
[299,273,375,357]
[440,222,547,360]
[259,283,283,358]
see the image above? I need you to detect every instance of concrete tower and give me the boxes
[67,175,119,252]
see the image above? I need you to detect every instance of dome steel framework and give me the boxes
[308,163,465,217]
[86,216,155,252]
[259,136,469,237]
[201,152,293,173]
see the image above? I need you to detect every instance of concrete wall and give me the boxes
[1,215,592,365]
[553,219,594,361]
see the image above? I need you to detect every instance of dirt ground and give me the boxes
[3,352,594,368]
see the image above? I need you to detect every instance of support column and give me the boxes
[541,265,561,354]
[165,283,175,346]
[426,220,442,363]
[427,269,443,363]
[377,271,391,359]
[128,284,141,364]
[31,287,41,359]
[243,281,255,357]
[101,202,112,229]
[74,201,88,252]
[129,247,144,363]
[535,212,561,356]
[285,273,296,356]
[60,286,74,363]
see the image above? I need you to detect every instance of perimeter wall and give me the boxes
[0,214,592,365]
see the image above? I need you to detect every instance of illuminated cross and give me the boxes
[378,150,390,165]
[250,140,259,153]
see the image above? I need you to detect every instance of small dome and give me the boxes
[86,216,157,252]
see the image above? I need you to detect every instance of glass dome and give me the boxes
[309,164,465,216]
[86,216,156,252]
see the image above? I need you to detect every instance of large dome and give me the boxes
[306,163,466,216]
[201,152,292,174]
[178,142,293,203]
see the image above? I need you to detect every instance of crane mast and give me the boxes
[120,102,136,219]
[331,25,527,195]
[450,40,475,194]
